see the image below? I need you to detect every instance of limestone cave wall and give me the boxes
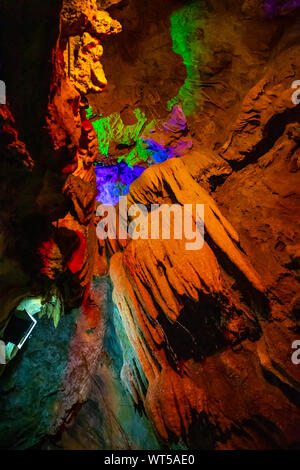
[0,0,299,450]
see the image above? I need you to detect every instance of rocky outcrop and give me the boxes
[0,0,124,448]
[102,0,300,450]
[107,155,299,448]
[220,45,300,170]
[0,0,299,452]
[44,0,122,303]
[0,0,121,327]
[214,43,300,321]
[107,154,300,449]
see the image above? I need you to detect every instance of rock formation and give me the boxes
[0,0,124,448]
[0,0,299,450]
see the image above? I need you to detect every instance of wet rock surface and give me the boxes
[0,310,78,449]
[0,0,299,450]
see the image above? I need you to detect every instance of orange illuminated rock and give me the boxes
[108,155,267,445]
[44,0,121,295]
[0,0,122,330]
[109,155,300,447]
[0,105,33,168]
[220,45,300,167]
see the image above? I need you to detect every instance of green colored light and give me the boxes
[168,1,206,115]
[86,105,94,119]
[91,108,157,166]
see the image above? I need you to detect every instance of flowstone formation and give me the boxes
[0,0,121,334]
[108,157,299,449]
[0,0,131,449]
[0,0,299,451]
[92,104,193,204]
[93,0,300,449]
